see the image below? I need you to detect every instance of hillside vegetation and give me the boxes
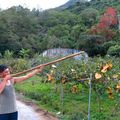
[0,0,119,57]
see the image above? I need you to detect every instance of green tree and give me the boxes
[107,45,120,57]
[48,24,70,38]
[3,50,14,59]
[71,24,86,41]
[80,8,99,27]
[19,48,30,58]
[75,35,104,56]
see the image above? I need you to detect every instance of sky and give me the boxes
[0,0,69,10]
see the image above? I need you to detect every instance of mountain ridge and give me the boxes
[56,0,88,10]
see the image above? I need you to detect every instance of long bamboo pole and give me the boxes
[12,51,85,77]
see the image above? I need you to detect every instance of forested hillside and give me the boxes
[0,0,119,57]
[65,0,120,13]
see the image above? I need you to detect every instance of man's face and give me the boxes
[0,68,10,78]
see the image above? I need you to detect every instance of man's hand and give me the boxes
[35,65,44,73]
[3,75,12,82]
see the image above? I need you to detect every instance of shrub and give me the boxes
[107,45,120,57]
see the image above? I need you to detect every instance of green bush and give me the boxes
[107,45,120,57]
[102,41,117,55]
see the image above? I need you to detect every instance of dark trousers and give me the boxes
[0,111,18,120]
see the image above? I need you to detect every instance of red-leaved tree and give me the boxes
[98,7,118,28]
[90,7,118,40]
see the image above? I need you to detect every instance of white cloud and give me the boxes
[0,0,69,10]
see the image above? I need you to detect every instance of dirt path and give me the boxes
[17,100,40,120]
[16,100,58,120]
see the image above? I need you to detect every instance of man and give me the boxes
[0,64,44,120]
